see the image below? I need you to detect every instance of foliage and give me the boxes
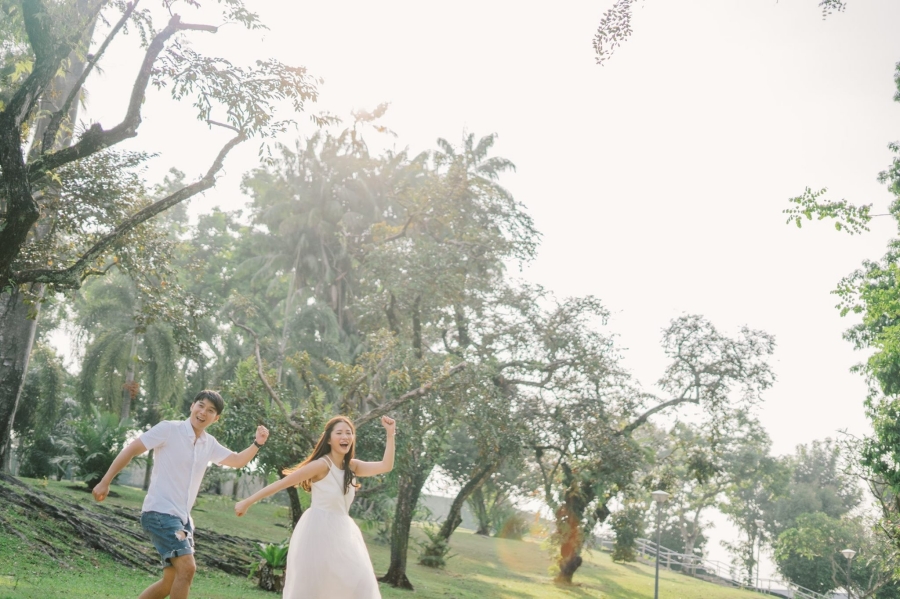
[530,313,775,583]
[610,505,645,562]
[52,407,130,489]
[247,541,289,593]
[14,342,71,478]
[592,1,853,67]
[768,439,860,538]
[416,524,456,568]
[783,187,872,235]
[775,513,899,597]
[651,412,768,561]
[495,510,531,540]
[0,0,319,289]
[247,541,289,577]
[719,428,787,584]
[593,0,636,66]
[74,272,184,422]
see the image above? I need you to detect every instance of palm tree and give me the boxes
[75,273,182,423]
[240,124,414,381]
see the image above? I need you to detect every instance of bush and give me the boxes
[496,511,530,540]
[611,506,646,563]
[417,524,456,568]
[53,407,130,489]
[248,542,289,592]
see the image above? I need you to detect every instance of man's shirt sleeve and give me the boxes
[210,437,234,466]
[140,421,173,451]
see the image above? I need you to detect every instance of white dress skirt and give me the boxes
[281,459,381,598]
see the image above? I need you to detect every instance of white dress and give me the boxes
[281,458,381,598]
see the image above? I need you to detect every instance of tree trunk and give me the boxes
[0,0,97,467]
[438,461,496,541]
[287,485,303,527]
[0,287,41,469]
[553,465,596,585]
[143,449,153,491]
[120,331,138,423]
[469,486,491,535]
[379,467,430,590]
[554,498,585,584]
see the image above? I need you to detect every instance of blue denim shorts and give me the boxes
[141,511,194,568]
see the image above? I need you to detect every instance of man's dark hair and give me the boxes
[193,390,224,415]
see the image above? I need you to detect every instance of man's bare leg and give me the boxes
[137,566,176,599]
[168,554,197,599]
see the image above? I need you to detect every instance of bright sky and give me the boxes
[72,0,900,578]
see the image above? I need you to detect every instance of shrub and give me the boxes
[496,511,530,540]
[52,407,130,489]
[417,524,456,568]
[249,541,289,592]
[611,506,645,563]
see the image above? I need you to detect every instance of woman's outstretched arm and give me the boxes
[235,459,328,517]
[351,416,396,478]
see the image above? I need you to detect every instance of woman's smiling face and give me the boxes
[329,421,354,456]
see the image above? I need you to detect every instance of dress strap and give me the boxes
[322,455,334,469]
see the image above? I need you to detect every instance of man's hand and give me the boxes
[255,425,269,446]
[92,480,110,502]
[381,415,396,436]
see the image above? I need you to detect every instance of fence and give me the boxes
[595,534,831,599]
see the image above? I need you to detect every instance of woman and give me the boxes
[235,415,396,598]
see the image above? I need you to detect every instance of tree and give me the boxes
[775,513,899,598]
[74,272,183,423]
[768,439,860,538]
[13,341,71,478]
[653,411,770,567]
[534,314,775,584]
[719,431,789,585]
[362,132,537,589]
[0,0,319,466]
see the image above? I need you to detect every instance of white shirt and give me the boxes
[140,419,233,524]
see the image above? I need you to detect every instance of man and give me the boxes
[93,390,269,599]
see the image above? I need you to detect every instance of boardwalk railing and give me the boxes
[594,534,831,599]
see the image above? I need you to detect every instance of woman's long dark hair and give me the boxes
[284,416,360,494]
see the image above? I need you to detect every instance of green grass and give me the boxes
[0,478,765,599]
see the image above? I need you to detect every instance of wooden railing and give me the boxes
[594,534,831,599]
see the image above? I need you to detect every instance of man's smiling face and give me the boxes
[189,399,220,432]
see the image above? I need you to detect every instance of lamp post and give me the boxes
[651,490,670,599]
[754,518,765,590]
[841,549,856,599]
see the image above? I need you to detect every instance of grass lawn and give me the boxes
[0,478,765,599]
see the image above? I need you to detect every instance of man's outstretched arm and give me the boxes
[92,439,148,502]
[219,425,269,469]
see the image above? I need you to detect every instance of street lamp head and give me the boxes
[651,490,670,504]
[841,549,857,560]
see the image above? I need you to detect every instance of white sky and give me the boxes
[70,0,900,580]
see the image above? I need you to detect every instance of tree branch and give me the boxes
[228,314,316,446]
[617,391,698,437]
[41,0,138,155]
[28,14,219,179]
[0,0,80,277]
[12,132,245,287]
[355,361,466,427]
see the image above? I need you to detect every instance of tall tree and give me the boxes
[0,0,319,466]
[653,411,770,567]
[534,314,775,584]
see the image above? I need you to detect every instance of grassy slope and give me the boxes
[0,479,763,599]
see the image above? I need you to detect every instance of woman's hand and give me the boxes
[235,499,251,517]
[381,415,396,436]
